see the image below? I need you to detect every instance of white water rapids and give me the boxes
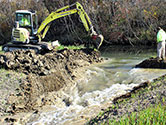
[27,51,166,125]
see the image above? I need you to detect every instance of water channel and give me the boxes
[28,49,166,125]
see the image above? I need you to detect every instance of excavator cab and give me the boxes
[12,10,38,44]
[16,12,31,26]
[15,10,38,35]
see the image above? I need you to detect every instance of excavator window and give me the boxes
[32,14,38,29]
[16,13,31,27]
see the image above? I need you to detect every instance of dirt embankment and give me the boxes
[0,49,103,116]
[136,57,166,69]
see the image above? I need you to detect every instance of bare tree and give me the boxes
[0,0,166,45]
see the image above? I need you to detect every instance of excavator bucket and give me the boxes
[92,34,104,49]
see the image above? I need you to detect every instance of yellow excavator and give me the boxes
[2,2,103,53]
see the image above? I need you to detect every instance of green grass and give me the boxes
[55,45,85,51]
[0,46,4,54]
[108,103,166,125]
[56,45,65,50]
[67,45,85,50]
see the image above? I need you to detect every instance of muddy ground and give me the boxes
[0,70,26,117]
[136,57,166,69]
[0,49,103,124]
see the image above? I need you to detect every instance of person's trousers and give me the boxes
[157,41,165,59]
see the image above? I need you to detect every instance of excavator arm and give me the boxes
[37,2,103,49]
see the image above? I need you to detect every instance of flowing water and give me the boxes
[28,49,166,125]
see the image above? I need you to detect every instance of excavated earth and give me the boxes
[135,57,166,69]
[0,49,103,122]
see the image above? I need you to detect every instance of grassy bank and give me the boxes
[110,102,166,125]
[88,74,166,125]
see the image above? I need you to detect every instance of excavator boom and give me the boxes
[37,2,103,49]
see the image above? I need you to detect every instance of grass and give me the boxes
[55,45,85,51]
[108,80,166,125]
[67,45,85,50]
[0,46,4,54]
[53,45,99,51]
[110,80,166,125]
[110,103,166,125]
[91,103,166,125]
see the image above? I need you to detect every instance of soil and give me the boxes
[0,70,26,116]
[135,57,166,69]
[0,48,103,124]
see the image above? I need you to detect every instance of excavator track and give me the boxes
[2,42,52,53]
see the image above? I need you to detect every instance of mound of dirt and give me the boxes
[135,57,166,69]
[0,49,102,75]
[0,49,103,114]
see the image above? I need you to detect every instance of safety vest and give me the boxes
[22,18,30,25]
[157,29,166,43]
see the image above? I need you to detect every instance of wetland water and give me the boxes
[28,50,166,125]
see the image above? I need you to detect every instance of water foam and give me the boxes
[28,82,138,125]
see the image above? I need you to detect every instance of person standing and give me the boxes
[157,27,166,60]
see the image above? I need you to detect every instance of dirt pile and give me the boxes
[135,57,166,69]
[0,49,103,114]
[0,49,102,75]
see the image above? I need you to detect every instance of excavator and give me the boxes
[2,2,104,53]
